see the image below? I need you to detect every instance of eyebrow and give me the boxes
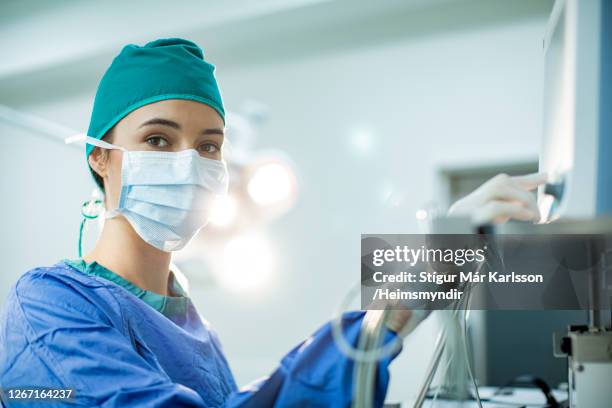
[139,117,224,136]
[140,118,180,129]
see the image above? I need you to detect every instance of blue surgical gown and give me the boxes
[0,261,400,407]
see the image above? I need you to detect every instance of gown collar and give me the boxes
[62,258,189,317]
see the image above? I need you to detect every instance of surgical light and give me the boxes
[219,233,274,292]
[247,162,295,206]
[415,209,428,220]
[349,128,374,156]
[209,195,238,227]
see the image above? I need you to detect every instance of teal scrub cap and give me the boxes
[86,38,224,186]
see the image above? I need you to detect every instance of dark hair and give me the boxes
[91,128,114,190]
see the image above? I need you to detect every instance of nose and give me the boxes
[175,138,198,152]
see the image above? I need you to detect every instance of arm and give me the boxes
[0,270,205,408]
[224,311,400,408]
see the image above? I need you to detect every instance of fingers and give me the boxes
[448,172,547,224]
[481,173,544,219]
[490,184,539,215]
[512,172,548,191]
[385,308,413,335]
[473,201,539,225]
[365,307,413,337]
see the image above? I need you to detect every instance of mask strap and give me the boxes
[86,136,127,152]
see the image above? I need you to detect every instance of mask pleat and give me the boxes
[111,149,228,252]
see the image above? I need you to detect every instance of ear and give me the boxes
[88,147,109,178]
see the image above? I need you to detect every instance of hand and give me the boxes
[365,300,430,339]
[448,172,548,225]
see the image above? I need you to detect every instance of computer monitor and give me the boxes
[538,0,611,221]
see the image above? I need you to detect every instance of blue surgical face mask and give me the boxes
[86,136,229,252]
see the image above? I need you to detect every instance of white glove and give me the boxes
[448,172,548,225]
[366,305,429,339]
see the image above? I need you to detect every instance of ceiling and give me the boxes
[0,0,553,107]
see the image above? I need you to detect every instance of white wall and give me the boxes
[0,10,547,405]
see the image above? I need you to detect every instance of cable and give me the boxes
[345,234,500,406]
[459,235,506,407]
[460,235,508,408]
[331,283,406,363]
[421,245,491,408]
[352,308,391,408]
[462,285,483,408]
[464,234,510,407]
[430,352,454,408]
[490,375,559,407]
[414,292,469,407]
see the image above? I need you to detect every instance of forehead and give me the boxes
[117,99,224,129]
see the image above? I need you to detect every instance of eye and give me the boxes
[198,143,219,154]
[145,135,169,148]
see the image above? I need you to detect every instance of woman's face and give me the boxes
[89,99,225,211]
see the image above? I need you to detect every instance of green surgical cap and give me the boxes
[86,38,224,185]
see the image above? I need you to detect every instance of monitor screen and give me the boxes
[538,0,607,221]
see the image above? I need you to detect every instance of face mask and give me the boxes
[86,136,229,252]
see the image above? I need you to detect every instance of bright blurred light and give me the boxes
[209,195,238,227]
[415,209,428,220]
[219,234,273,292]
[247,162,294,206]
[349,128,374,155]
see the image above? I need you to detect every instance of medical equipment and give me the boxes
[538,0,611,222]
[533,1,612,406]
[428,1,612,406]
[500,219,612,408]
[340,214,486,408]
[345,0,612,393]
[337,275,479,408]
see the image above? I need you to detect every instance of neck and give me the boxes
[83,217,171,296]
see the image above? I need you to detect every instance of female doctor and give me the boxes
[0,38,545,407]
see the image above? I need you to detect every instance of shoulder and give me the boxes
[5,262,124,331]
[15,262,94,290]
[13,262,109,305]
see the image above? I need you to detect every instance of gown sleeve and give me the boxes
[0,269,206,408]
[224,311,401,408]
